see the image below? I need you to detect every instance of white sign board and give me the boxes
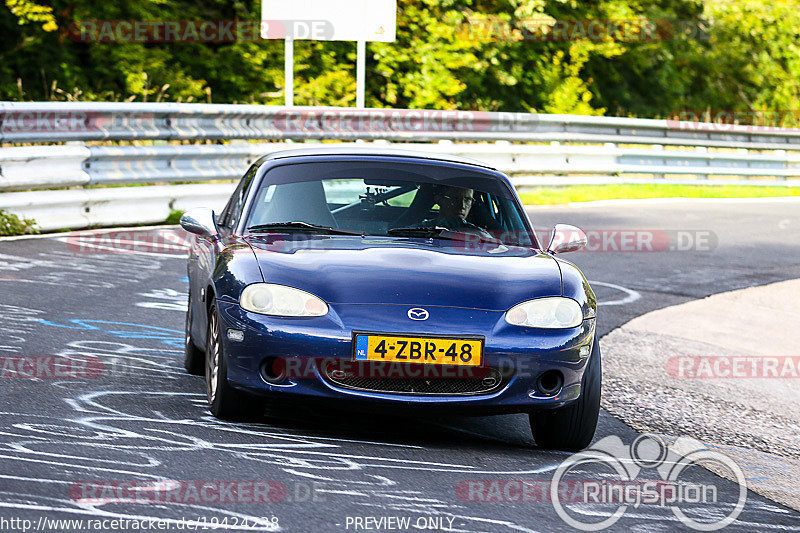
[262,0,396,42]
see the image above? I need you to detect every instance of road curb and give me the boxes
[600,279,800,511]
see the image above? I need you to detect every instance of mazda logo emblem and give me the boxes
[407,308,429,321]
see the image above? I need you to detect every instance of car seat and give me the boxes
[391,184,436,228]
[252,181,338,228]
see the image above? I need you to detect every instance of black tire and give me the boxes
[530,340,602,451]
[205,303,265,420]
[184,291,205,375]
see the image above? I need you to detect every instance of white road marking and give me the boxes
[589,280,642,306]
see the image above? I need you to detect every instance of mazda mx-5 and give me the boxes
[181,148,599,451]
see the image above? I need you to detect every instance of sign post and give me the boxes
[284,37,294,107]
[356,39,366,108]
[262,0,396,108]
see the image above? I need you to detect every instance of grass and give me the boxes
[0,210,38,236]
[518,184,800,205]
[165,209,185,225]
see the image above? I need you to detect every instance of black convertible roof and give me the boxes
[259,146,497,171]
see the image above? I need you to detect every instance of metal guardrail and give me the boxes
[0,183,235,232]
[2,142,800,192]
[4,102,800,149]
[0,144,91,190]
[2,102,800,231]
[84,144,265,186]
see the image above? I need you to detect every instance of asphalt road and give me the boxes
[0,198,799,532]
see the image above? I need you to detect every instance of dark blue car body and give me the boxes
[185,149,597,420]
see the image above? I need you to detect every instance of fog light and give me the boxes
[579,344,591,357]
[536,370,564,397]
[260,357,286,384]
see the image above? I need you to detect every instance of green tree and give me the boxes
[0,0,798,119]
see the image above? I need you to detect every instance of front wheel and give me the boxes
[206,303,265,420]
[530,340,601,451]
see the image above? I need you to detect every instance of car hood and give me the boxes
[244,235,562,311]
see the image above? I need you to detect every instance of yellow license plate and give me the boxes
[353,333,483,366]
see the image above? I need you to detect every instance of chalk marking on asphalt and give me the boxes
[590,280,642,306]
[566,506,798,530]
[318,489,370,497]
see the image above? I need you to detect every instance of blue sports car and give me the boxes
[181,148,599,451]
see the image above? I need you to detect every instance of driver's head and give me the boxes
[434,186,475,220]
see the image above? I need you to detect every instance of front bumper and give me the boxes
[216,300,596,413]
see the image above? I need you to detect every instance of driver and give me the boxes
[419,185,493,238]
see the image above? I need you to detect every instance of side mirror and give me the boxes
[180,208,219,239]
[546,224,587,254]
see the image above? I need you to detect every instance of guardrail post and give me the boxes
[695,146,709,181]
[775,150,788,181]
[651,145,665,179]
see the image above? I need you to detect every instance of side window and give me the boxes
[220,164,258,229]
[218,183,243,229]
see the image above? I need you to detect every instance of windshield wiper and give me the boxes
[247,222,363,236]
[387,226,502,244]
[387,226,451,238]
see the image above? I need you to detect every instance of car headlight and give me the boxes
[505,297,586,329]
[240,283,328,317]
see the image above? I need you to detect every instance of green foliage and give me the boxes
[5,0,56,31]
[692,0,800,112]
[0,209,38,236]
[0,0,798,117]
[165,209,184,225]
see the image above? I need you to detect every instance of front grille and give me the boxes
[321,363,508,396]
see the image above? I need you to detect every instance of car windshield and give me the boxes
[242,160,536,247]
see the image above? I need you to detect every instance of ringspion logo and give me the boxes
[550,435,746,531]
